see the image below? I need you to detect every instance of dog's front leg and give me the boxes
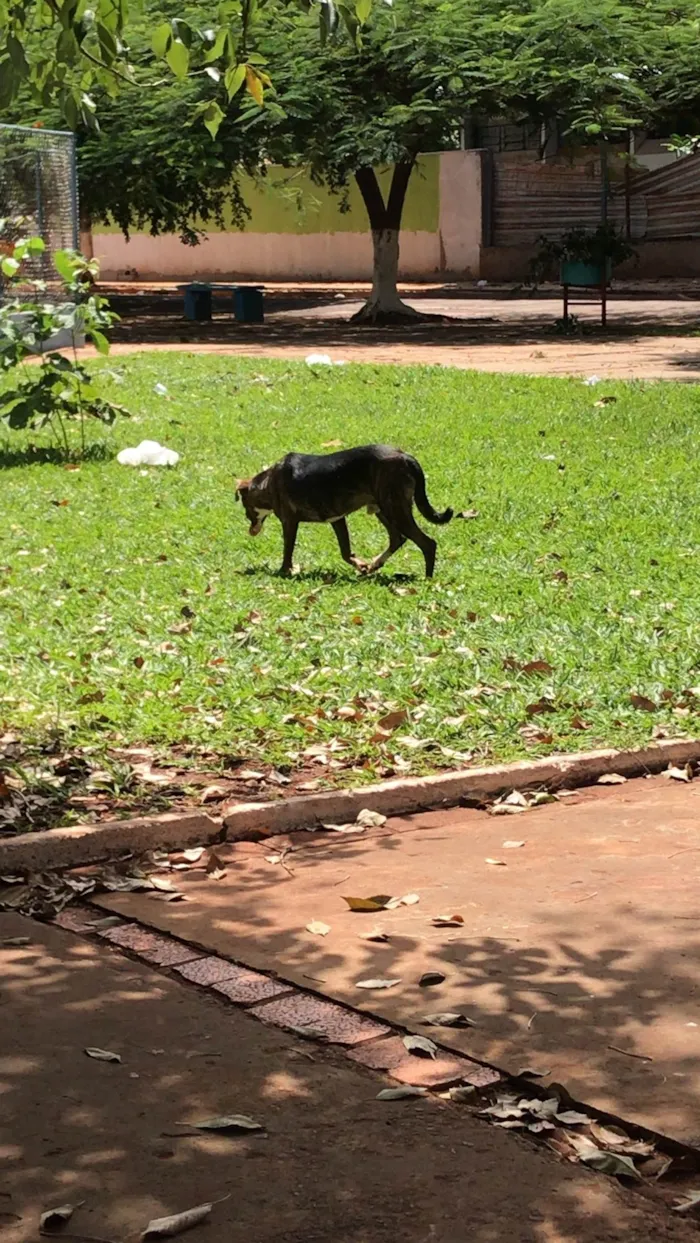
[279,519,299,576]
[331,518,368,572]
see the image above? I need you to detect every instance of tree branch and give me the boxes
[385,159,414,230]
[354,166,388,229]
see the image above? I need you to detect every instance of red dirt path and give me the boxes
[2,910,698,1243]
[93,774,700,1144]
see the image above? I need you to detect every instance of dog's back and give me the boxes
[239,443,451,578]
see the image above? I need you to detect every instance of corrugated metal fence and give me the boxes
[490,150,700,246]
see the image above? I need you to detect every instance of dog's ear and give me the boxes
[235,478,250,503]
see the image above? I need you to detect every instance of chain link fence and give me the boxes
[0,122,78,289]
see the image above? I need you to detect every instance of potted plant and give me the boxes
[530,224,636,286]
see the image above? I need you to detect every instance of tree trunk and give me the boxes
[351,161,421,325]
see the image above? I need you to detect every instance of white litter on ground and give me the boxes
[305,353,347,366]
[583,375,602,386]
[117,440,180,467]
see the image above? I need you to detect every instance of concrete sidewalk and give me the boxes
[93,774,700,1144]
[1,911,697,1243]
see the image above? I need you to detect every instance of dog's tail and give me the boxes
[408,457,453,525]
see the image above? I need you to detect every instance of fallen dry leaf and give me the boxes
[588,1122,655,1157]
[403,1034,438,1058]
[521,660,554,676]
[485,858,507,866]
[200,784,229,803]
[593,395,617,406]
[377,710,408,732]
[456,509,479,520]
[556,1109,590,1126]
[663,764,692,783]
[306,920,330,937]
[377,1086,427,1100]
[525,697,556,717]
[598,773,627,785]
[343,894,392,912]
[142,1201,220,1238]
[321,439,343,448]
[384,892,419,909]
[206,850,227,881]
[85,1047,121,1063]
[355,977,401,989]
[359,927,389,942]
[40,1202,82,1232]
[355,808,387,828]
[430,914,464,927]
[184,1115,262,1133]
[419,971,446,987]
[502,840,525,849]
[421,1012,476,1028]
[181,847,205,863]
[568,1135,641,1179]
[629,693,657,712]
[673,1190,700,1214]
[447,1085,476,1102]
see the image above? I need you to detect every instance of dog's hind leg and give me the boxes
[390,507,436,578]
[365,513,406,574]
[279,519,299,576]
[331,518,368,572]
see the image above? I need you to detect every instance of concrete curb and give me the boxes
[223,738,700,838]
[1,737,698,872]
[0,812,221,873]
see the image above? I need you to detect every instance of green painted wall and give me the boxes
[97,155,440,236]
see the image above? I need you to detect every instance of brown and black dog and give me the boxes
[236,444,452,577]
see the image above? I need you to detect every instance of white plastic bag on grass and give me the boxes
[117,440,180,467]
[305,353,346,366]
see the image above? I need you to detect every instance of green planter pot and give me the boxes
[560,259,611,286]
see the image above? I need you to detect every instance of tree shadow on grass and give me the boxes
[0,440,114,470]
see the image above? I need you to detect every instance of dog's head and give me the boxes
[235,473,271,537]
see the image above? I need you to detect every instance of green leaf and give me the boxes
[166,38,189,79]
[89,330,110,355]
[25,237,46,255]
[204,26,228,62]
[355,0,371,24]
[1,257,20,279]
[224,62,246,100]
[97,22,118,63]
[151,22,172,58]
[171,18,192,48]
[53,250,77,283]
[202,101,225,139]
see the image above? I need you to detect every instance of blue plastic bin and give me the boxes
[234,285,264,323]
[183,283,213,321]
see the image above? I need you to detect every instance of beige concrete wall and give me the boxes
[92,150,484,283]
[437,150,481,278]
[93,227,442,282]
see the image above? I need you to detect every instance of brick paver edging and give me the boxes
[50,901,700,1183]
[53,904,502,1093]
[3,738,700,874]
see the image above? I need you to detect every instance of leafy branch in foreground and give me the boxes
[0,0,373,133]
[0,232,129,460]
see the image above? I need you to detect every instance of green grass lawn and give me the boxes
[2,352,700,797]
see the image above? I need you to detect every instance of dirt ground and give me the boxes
[92,774,700,1145]
[3,911,700,1243]
[90,282,700,380]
